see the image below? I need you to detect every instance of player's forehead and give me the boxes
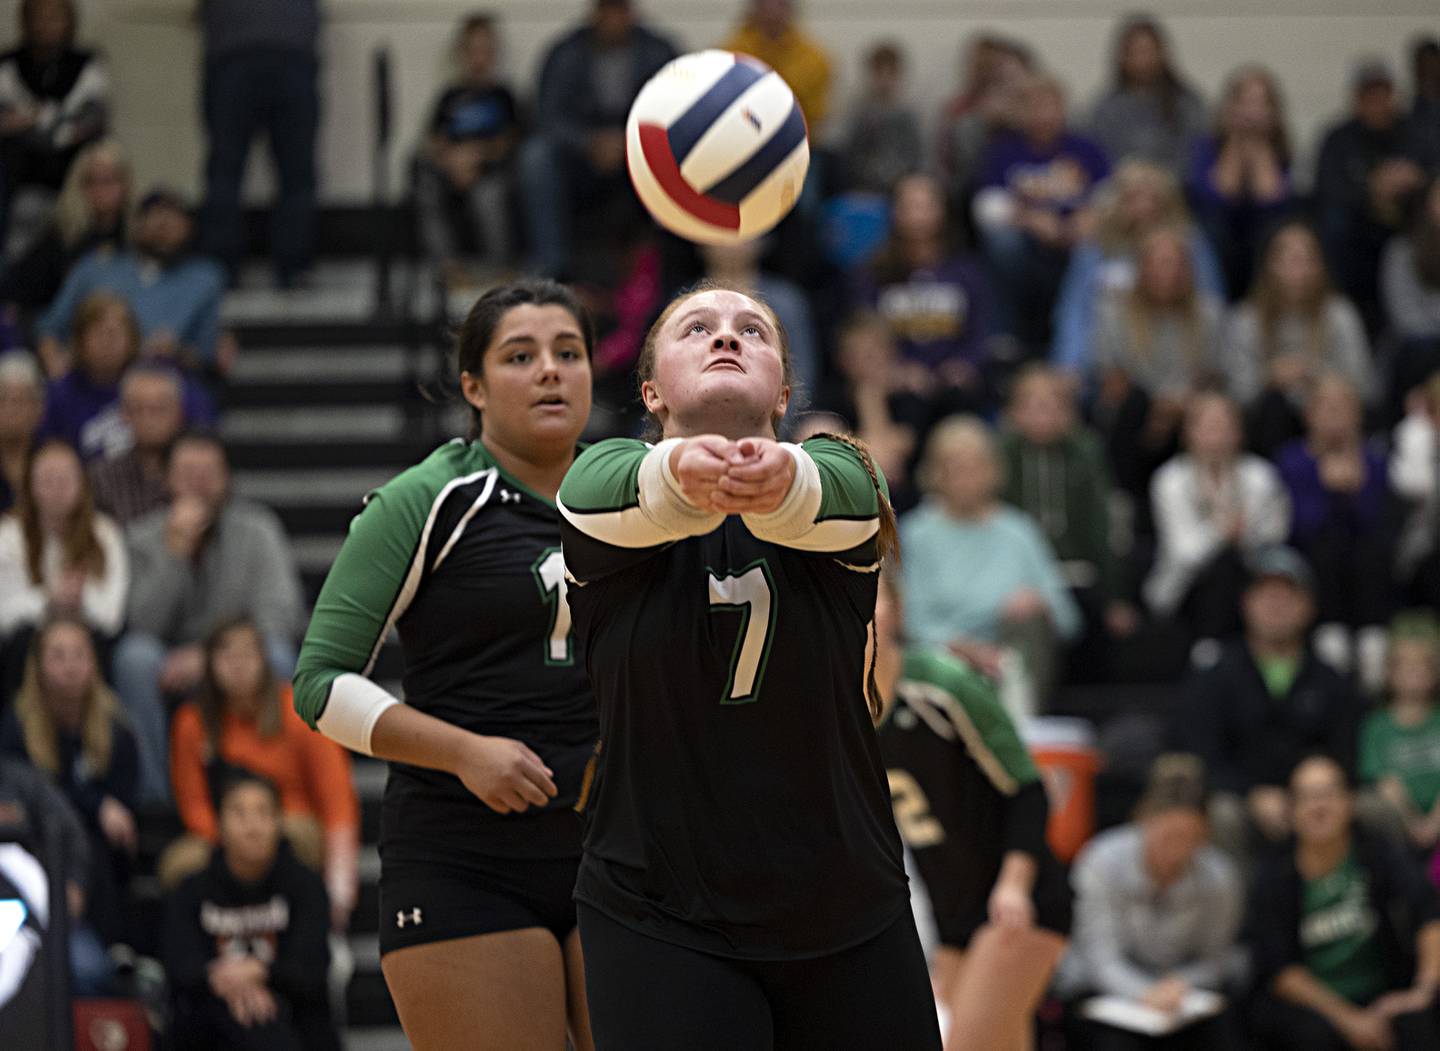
[668,289,773,332]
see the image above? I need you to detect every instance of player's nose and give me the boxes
[712,335,740,352]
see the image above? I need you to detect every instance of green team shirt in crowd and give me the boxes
[557,436,910,960]
[1300,851,1390,1006]
[293,439,598,859]
[1359,707,1440,813]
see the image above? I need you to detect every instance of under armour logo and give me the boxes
[499,490,520,504]
[396,908,422,929]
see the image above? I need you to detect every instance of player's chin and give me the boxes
[524,400,585,433]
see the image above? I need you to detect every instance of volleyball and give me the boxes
[626,49,810,246]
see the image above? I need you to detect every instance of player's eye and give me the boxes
[557,347,583,361]
[508,351,531,364]
[742,324,763,337]
[688,321,708,335]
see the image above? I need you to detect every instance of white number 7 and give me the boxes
[707,562,776,704]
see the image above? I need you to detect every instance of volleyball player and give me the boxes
[293,282,597,1051]
[557,284,942,1050]
[874,572,1071,1051]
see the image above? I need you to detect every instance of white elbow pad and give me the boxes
[316,674,400,756]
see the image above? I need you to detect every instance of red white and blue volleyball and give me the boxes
[626,49,810,246]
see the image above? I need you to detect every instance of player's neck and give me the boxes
[664,412,777,443]
[479,433,575,501]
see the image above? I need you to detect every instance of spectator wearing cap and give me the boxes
[1247,754,1440,1051]
[0,351,44,514]
[114,433,304,804]
[0,0,110,250]
[1314,59,1428,333]
[197,0,320,288]
[87,364,183,525]
[1171,546,1364,858]
[724,1,833,134]
[35,188,225,380]
[414,14,522,283]
[519,0,676,278]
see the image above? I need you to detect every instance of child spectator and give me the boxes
[115,433,304,804]
[1186,66,1295,297]
[163,772,340,1051]
[1315,59,1427,333]
[1382,176,1440,416]
[414,14,520,284]
[1066,755,1244,1050]
[1225,220,1373,456]
[901,415,1081,712]
[36,291,136,460]
[1052,161,1225,381]
[1274,374,1391,689]
[1392,371,1440,609]
[840,41,922,196]
[1086,15,1205,177]
[0,137,128,314]
[36,188,226,379]
[1248,754,1440,1051]
[0,439,126,699]
[0,617,137,950]
[815,312,928,510]
[857,172,996,409]
[87,364,182,524]
[1000,365,1136,645]
[0,0,110,251]
[973,73,1111,351]
[934,33,1032,197]
[1171,548,1363,856]
[165,618,358,930]
[1093,226,1225,504]
[0,351,43,513]
[1145,393,1289,641]
[1360,615,1440,857]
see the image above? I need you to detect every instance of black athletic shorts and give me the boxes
[578,903,943,1051]
[936,862,1073,950]
[378,848,581,956]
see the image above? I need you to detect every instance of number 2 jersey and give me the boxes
[878,649,1071,947]
[293,439,598,860]
[557,436,910,960]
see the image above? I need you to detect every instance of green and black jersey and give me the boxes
[557,436,910,960]
[293,439,597,860]
[878,649,1070,945]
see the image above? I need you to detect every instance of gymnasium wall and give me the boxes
[1,0,1435,204]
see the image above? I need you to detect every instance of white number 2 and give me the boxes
[533,548,573,665]
[707,563,775,704]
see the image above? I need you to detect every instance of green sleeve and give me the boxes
[909,649,1039,791]
[557,438,648,515]
[292,473,433,729]
[804,436,890,521]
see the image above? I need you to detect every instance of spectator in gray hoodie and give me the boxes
[113,433,303,804]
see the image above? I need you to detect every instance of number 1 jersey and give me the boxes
[558,437,910,960]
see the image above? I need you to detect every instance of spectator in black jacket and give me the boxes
[163,771,339,1051]
[1171,546,1364,859]
[1314,59,1428,332]
[1248,754,1440,1051]
[518,0,676,277]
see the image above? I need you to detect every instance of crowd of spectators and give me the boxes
[0,0,1439,1047]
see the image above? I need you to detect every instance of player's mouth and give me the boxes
[532,394,569,411]
[705,356,744,374]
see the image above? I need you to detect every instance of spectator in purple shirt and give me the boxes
[1274,373,1393,693]
[972,73,1110,353]
[1186,66,1296,298]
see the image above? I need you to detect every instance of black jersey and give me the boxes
[295,440,598,859]
[557,437,910,960]
[878,649,1070,945]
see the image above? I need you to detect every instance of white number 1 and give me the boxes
[707,562,775,704]
[533,548,573,665]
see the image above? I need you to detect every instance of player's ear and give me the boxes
[774,384,790,420]
[460,370,487,413]
[640,378,666,418]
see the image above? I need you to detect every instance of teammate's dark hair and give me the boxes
[637,280,795,439]
[455,280,595,441]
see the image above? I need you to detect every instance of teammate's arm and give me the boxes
[293,482,556,813]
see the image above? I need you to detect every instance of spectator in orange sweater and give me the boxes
[723,0,833,132]
[162,617,358,930]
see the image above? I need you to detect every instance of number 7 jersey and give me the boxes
[558,437,910,960]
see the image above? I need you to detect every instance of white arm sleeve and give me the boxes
[316,673,400,756]
[637,437,726,539]
[741,444,823,543]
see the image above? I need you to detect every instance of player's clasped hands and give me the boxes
[670,435,796,515]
